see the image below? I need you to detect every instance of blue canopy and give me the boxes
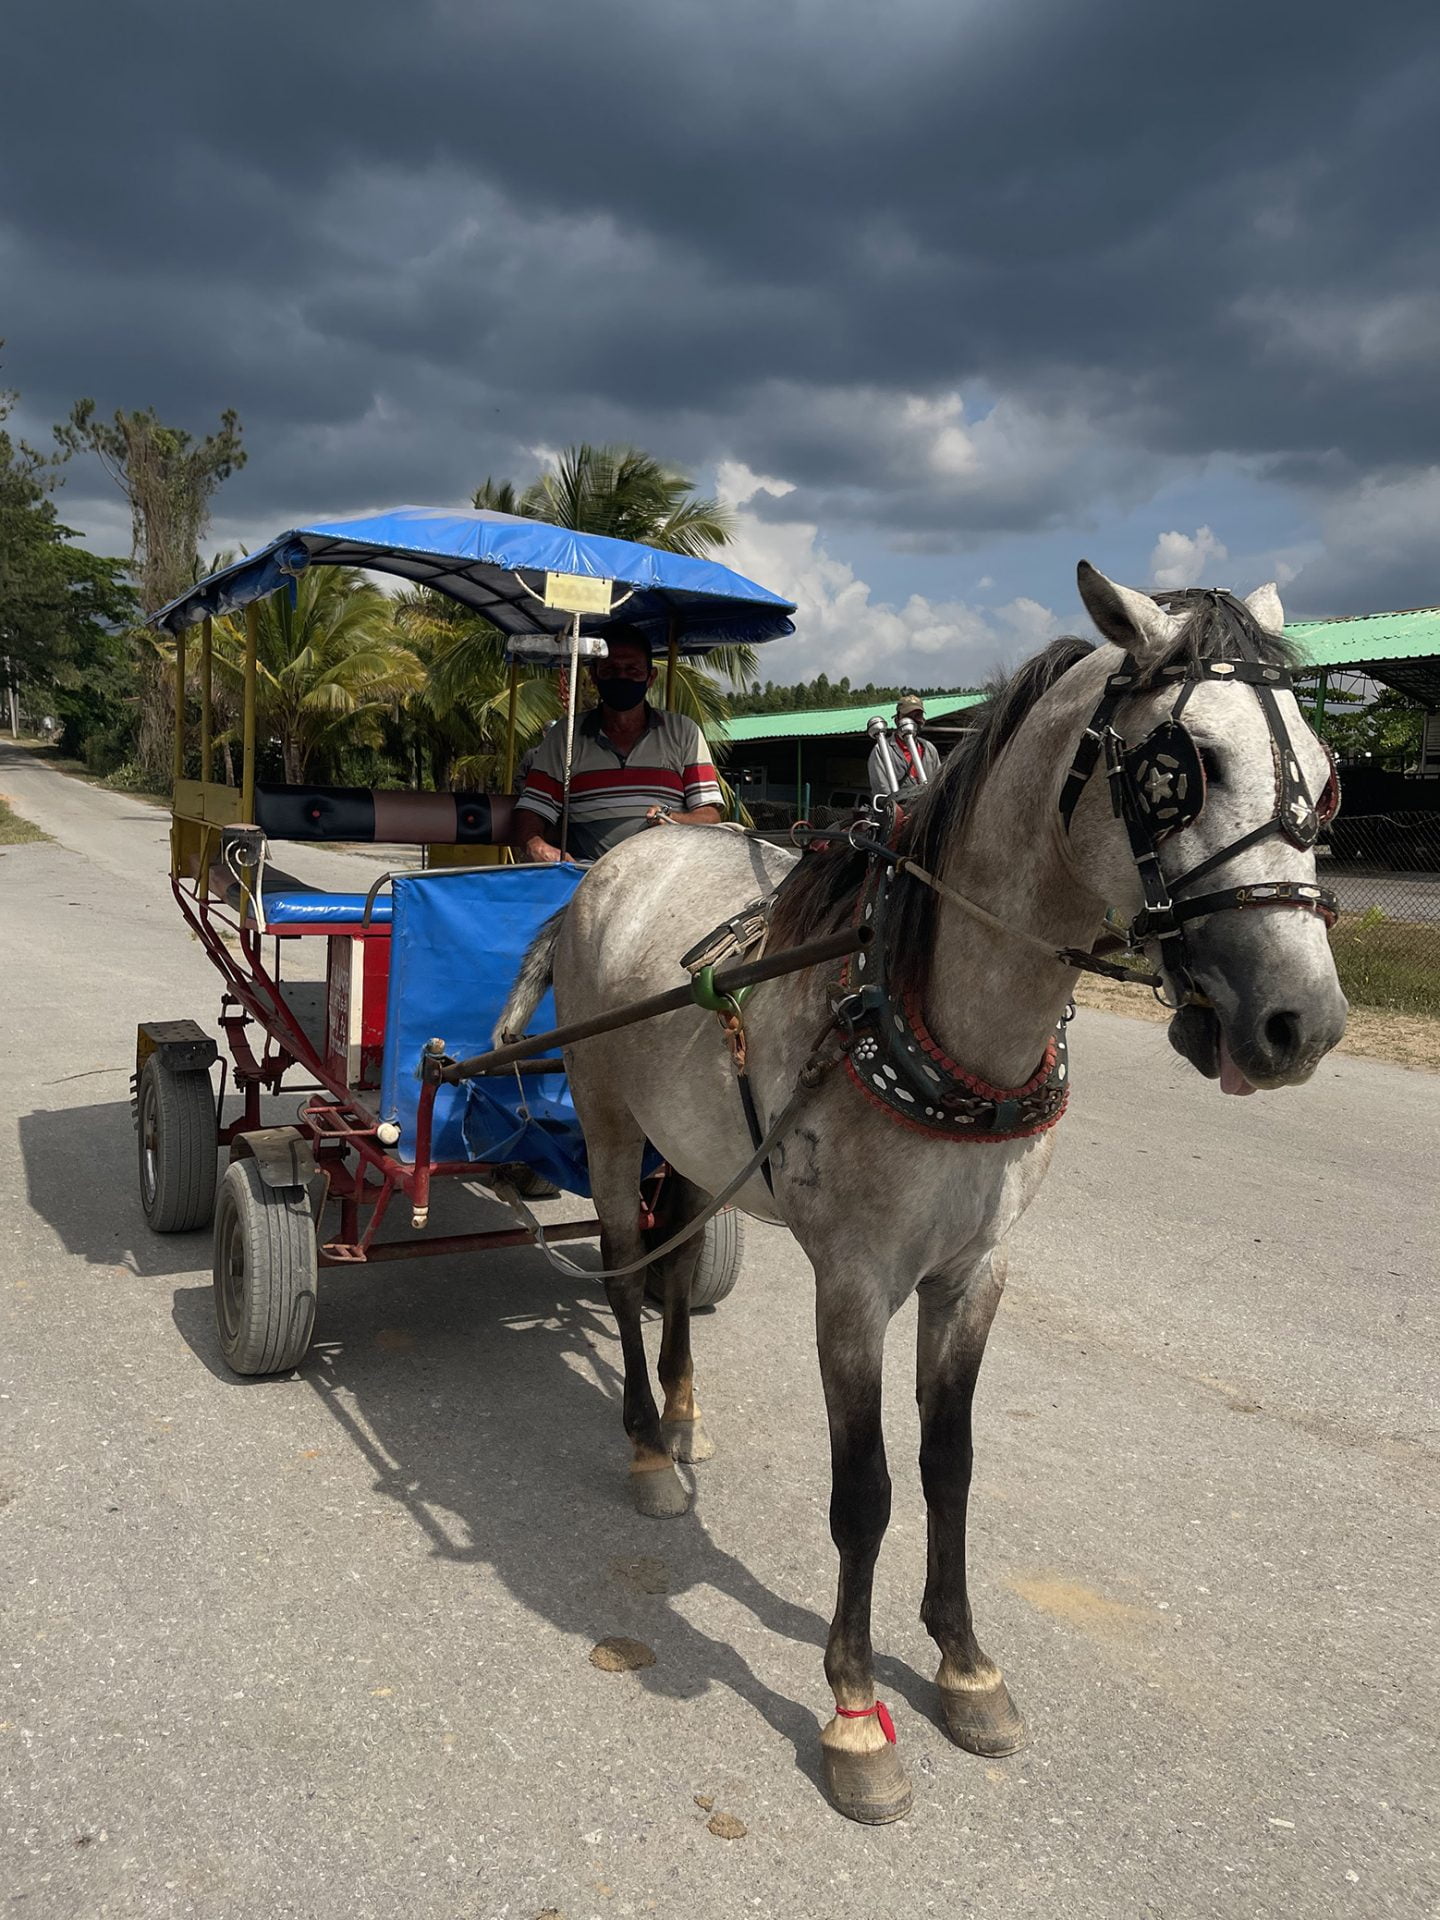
[150,505,796,654]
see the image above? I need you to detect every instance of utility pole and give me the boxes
[4,657,18,738]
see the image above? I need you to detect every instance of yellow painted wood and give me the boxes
[242,602,259,823]
[199,615,213,783]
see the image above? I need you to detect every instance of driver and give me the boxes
[511,626,724,863]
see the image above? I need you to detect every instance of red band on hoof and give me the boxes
[836,1701,897,1743]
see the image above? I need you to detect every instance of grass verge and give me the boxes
[0,793,51,845]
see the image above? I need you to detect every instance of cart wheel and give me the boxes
[646,1206,745,1311]
[212,1159,318,1376]
[691,1207,744,1309]
[136,1057,218,1233]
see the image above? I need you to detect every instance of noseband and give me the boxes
[1058,590,1339,1007]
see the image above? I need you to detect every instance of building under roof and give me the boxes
[721,693,982,813]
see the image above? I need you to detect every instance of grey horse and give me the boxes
[496,563,1347,1822]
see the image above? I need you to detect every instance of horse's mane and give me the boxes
[767,588,1298,997]
[767,634,1095,989]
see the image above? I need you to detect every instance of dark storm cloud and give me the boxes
[3,0,1437,573]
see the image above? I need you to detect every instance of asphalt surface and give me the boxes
[1,741,1436,1920]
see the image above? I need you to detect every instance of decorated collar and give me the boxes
[832,853,1071,1143]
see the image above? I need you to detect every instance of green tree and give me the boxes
[56,399,246,778]
[0,374,135,754]
[393,589,559,789]
[470,442,755,739]
[1317,687,1425,770]
[210,566,423,782]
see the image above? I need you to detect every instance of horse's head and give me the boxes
[1072,563,1347,1093]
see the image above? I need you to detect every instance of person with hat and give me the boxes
[868,694,941,798]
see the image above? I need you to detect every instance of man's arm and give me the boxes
[511,805,565,862]
[663,718,724,825]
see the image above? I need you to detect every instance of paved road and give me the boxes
[2,743,1436,1920]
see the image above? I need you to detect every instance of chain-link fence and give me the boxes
[744,799,1440,1018]
[1320,811,1440,1016]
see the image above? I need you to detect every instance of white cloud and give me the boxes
[717,461,1062,686]
[1149,524,1229,591]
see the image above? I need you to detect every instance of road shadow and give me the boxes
[169,1220,936,1790]
[18,1096,213,1278]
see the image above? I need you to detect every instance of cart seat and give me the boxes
[263,891,393,928]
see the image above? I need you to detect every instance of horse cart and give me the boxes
[134,507,799,1375]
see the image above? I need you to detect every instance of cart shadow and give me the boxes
[168,1217,936,1793]
[17,1098,213,1278]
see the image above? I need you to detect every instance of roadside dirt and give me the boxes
[1074,973,1440,1073]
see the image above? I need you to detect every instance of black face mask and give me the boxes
[595,677,649,712]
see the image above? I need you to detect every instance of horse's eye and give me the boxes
[1197,746,1223,786]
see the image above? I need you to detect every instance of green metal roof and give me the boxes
[724,693,983,744]
[1285,606,1440,669]
[1284,606,1440,707]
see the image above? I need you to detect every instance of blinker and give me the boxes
[1122,721,1206,842]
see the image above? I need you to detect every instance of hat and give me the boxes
[896,694,925,717]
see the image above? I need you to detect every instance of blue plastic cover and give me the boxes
[150,506,796,653]
[378,864,591,1189]
[264,891,393,926]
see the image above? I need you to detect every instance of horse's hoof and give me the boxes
[822,1743,913,1824]
[938,1676,1026,1756]
[662,1417,715,1463]
[629,1464,691,1517]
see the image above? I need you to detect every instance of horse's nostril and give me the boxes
[1264,1010,1302,1057]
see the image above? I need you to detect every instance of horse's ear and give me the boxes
[1244,581,1285,633]
[1076,561,1180,664]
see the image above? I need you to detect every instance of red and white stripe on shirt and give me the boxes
[518,707,722,828]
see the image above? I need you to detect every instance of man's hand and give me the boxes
[648,804,722,827]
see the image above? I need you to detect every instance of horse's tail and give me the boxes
[492,905,569,1047]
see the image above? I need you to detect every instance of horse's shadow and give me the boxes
[170,1215,935,1790]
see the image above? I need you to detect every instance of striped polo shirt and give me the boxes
[518,706,723,860]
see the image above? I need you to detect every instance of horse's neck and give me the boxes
[920,702,1106,1088]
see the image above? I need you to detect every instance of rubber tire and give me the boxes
[136,1058,218,1233]
[646,1206,745,1310]
[212,1158,318,1376]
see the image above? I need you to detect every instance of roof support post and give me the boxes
[199,615,213,784]
[665,619,679,712]
[242,601,259,824]
[171,623,187,795]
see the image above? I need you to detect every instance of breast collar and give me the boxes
[833,851,1072,1144]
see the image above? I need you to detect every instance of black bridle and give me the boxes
[1058,589,1339,1008]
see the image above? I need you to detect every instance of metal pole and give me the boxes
[665,620,679,712]
[199,615,213,784]
[558,610,581,858]
[4,658,17,738]
[171,625,187,793]
[441,922,872,1082]
[897,716,928,786]
[867,715,899,794]
[242,601,259,823]
[502,661,520,790]
[1312,668,1328,731]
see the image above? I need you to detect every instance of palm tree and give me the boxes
[471,443,757,746]
[393,589,558,789]
[211,566,423,782]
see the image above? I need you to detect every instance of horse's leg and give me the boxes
[916,1249,1026,1755]
[651,1174,715,1466]
[580,1090,690,1519]
[815,1278,913,1824]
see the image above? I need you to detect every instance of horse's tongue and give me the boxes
[1218,1033,1257,1097]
